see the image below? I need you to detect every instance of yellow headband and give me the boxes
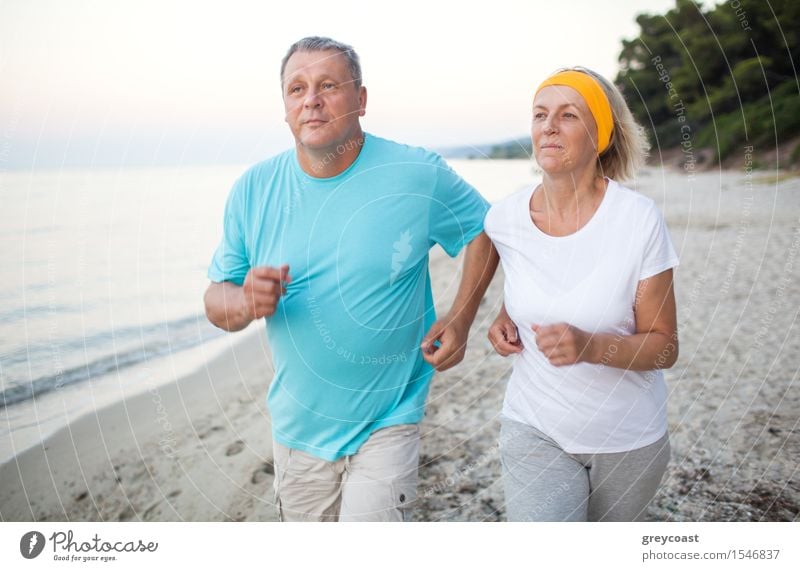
[535,70,614,154]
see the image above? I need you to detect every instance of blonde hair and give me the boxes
[564,67,650,181]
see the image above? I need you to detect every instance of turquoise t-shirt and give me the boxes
[208,133,489,460]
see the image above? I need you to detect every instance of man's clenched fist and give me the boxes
[241,264,292,320]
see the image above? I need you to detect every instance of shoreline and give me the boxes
[0,326,277,522]
[0,326,237,464]
[0,246,453,522]
[1,168,798,522]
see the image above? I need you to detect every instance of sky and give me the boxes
[0,0,681,169]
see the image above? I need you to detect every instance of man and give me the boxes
[204,36,497,521]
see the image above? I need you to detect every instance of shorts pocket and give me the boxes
[391,477,418,522]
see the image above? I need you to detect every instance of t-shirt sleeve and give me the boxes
[207,178,250,286]
[639,203,679,280]
[428,153,490,257]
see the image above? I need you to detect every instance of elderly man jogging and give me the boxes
[204,36,497,521]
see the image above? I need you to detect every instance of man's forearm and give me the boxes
[204,281,252,332]
[447,232,498,326]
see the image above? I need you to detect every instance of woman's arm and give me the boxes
[488,302,524,356]
[533,269,678,370]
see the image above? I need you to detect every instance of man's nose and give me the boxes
[303,90,322,108]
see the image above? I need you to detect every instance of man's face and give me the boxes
[282,49,366,152]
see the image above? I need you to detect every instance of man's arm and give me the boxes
[421,232,498,371]
[204,265,291,332]
[204,281,250,332]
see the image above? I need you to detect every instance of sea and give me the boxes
[0,159,537,462]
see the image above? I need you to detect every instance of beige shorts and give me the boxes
[272,423,420,522]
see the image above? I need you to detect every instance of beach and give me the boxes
[1,166,798,522]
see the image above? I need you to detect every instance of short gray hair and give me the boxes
[280,36,362,89]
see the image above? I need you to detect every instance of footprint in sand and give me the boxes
[250,462,274,484]
[144,503,160,520]
[226,440,245,456]
[200,425,225,440]
[118,506,135,521]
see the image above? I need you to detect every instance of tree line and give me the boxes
[616,0,799,166]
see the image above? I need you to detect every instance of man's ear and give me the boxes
[358,86,367,117]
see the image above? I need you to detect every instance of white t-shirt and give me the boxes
[485,179,679,453]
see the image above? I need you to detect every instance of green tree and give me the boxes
[616,0,800,163]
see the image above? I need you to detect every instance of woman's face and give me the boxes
[531,85,598,175]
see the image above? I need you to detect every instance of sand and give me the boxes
[0,330,279,522]
[1,167,798,522]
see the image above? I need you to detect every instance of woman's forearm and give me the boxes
[587,330,678,371]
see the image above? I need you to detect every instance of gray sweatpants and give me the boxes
[500,416,670,522]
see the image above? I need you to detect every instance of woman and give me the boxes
[484,68,679,521]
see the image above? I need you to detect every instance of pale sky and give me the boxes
[0,0,681,169]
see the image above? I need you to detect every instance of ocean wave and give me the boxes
[0,314,224,409]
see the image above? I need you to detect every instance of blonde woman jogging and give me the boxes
[484,68,679,521]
